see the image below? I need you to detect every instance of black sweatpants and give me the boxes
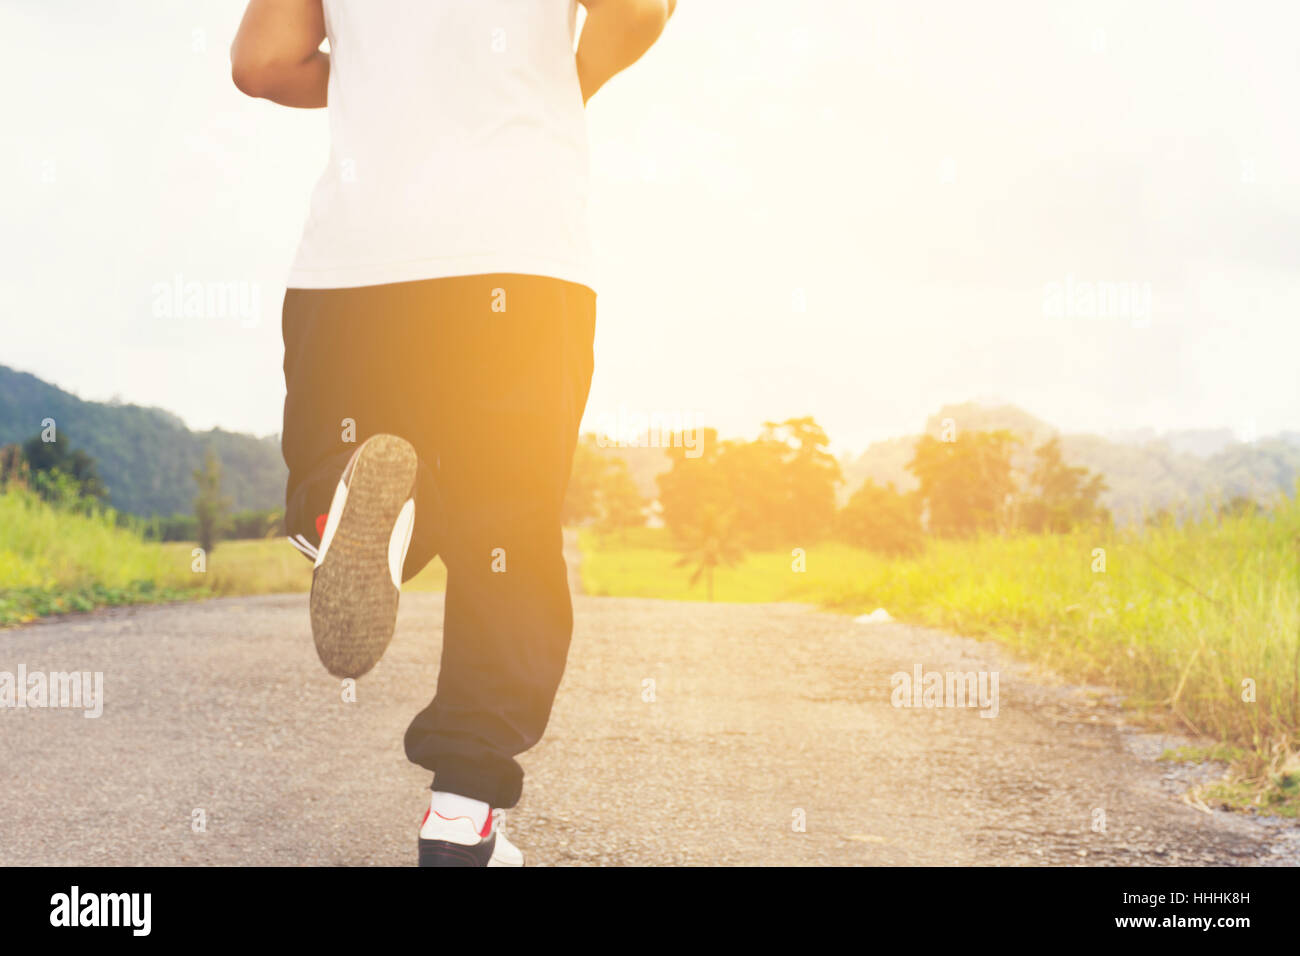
[280,273,596,809]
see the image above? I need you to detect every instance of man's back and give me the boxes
[287,0,592,290]
[233,0,673,867]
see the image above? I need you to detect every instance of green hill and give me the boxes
[0,365,285,516]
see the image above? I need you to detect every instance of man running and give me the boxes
[231,0,674,866]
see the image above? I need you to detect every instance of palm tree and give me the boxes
[673,506,743,601]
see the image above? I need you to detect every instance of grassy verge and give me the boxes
[157,539,447,596]
[0,488,445,627]
[0,490,205,625]
[580,497,1300,815]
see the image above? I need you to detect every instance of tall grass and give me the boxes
[581,493,1300,802]
[0,486,448,625]
[814,499,1300,753]
[156,539,446,596]
[0,488,203,623]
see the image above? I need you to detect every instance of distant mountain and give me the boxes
[5,366,1292,526]
[583,401,1300,525]
[840,402,1300,524]
[0,365,285,516]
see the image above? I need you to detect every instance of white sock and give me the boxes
[429,791,490,832]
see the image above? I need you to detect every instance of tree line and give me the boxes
[0,418,1139,589]
[563,417,1116,598]
[0,433,280,552]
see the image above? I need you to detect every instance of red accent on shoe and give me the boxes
[315,513,328,539]
[431,809,493,837]
[421,807,430,827]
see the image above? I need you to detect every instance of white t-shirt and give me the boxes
[287,0,593,291]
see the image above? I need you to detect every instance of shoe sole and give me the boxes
[309,434,418,678]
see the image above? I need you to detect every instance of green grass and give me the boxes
[158,538,447,596]
[0,490,206,624]
[581,496,1300,814]
[0,488,445,626]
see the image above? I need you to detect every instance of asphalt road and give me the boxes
[3,592,1297,866]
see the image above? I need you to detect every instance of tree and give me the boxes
[657,419,841,551]
[907,430,1018,537]
[838,479,924,556]
[562,434,606,525]
[20,432,109,505]
[595,458,646,539]
[1018,437,1109,532]
[673,505,743,601]
[193,447,230,553]
[763,416,842,544]
[564,435,648,535]
[0,443,29,490]
[657,426,726,541]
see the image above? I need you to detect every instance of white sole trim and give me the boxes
[388,499,416,589]
[314,475,350,569]
[287,535,317,559]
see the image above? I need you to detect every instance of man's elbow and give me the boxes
[590,0,674,32]
[632,0,675,30]
[231,56,261,97]
[230,46,278,98]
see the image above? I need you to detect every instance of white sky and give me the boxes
[2,0,1298,452]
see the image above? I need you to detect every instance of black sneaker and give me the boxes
[309,433,418,678]
[418,807,524,867]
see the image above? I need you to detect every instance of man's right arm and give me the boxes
[231,0,329,108]
[576,0,676,105]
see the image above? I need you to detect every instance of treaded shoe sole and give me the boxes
[309,434,417,678]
